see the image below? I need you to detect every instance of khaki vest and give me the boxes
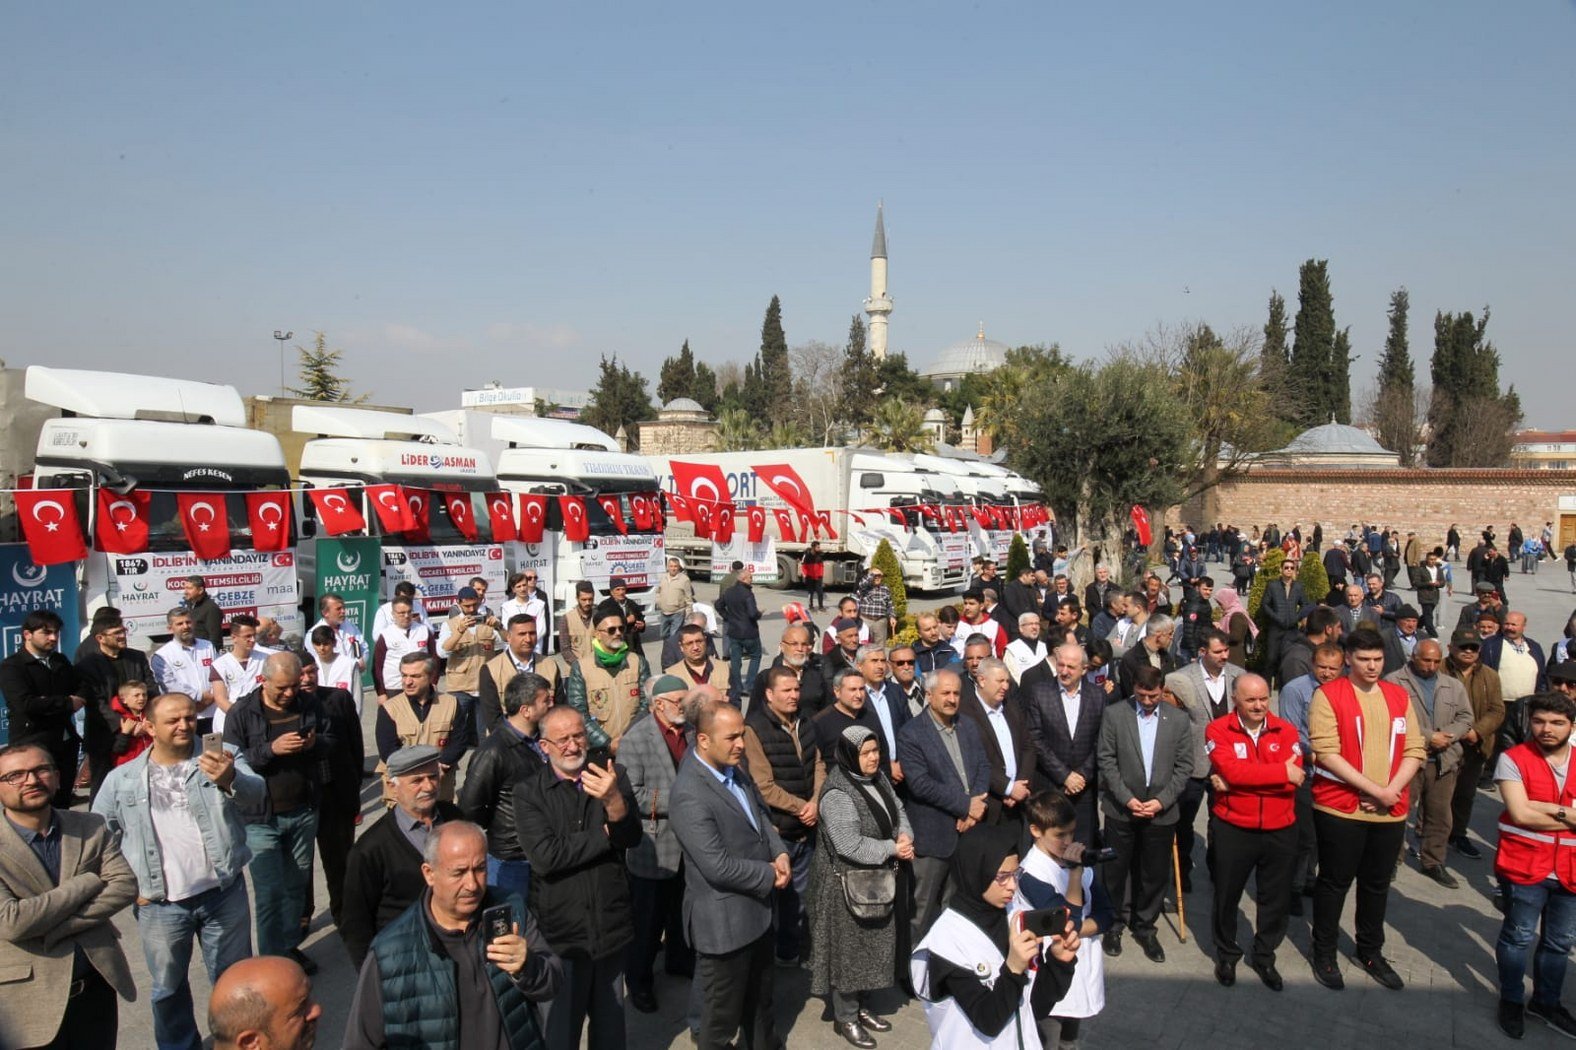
[484,650,562,703]
[578,653,644,745]
[665,658,730,691]
[442,614,499,693]
[377,691,460,804]
[561,609,595,663]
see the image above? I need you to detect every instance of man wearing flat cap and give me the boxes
[1380,604,1424,676]
[339,744,463,969]
[606,577,648,651]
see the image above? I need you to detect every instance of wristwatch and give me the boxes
[1559,808,1568,824]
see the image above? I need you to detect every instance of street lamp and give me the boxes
[274,330,293,395]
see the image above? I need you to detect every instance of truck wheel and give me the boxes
[768,555,796,590]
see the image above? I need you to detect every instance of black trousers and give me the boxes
[1292,779,1318,891]
[35,966,117,1050]
[315,802,359,926]
[1103,815,1174,935]
[1175,777,1212,878]
[1210,817,1296,965]
[1066,784,1099,847]
[1419,602,1439,639]
[1451,746,1490,840]
[696,930,779,1050]
[1311,812,1404,959]
[626,872,692,994]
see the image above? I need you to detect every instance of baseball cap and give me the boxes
[1449,629,1481,648]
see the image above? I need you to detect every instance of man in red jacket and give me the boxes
[1205,672,1302,992]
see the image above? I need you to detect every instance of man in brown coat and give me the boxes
[1443,628,1506,860]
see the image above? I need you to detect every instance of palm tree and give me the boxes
[715,407,763,451]
[867,398,934,453]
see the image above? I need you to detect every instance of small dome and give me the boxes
[923,407,946,423]
[662,397,704,413]
[1279,422,1392,457]
[920,323,1010,379]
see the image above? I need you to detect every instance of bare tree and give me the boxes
[790,340,844,445]
[1358,381,1430,466]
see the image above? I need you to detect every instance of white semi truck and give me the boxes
[11,366,302,649]
[647,447,967,592]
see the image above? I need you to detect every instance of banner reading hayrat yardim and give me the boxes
[711,536,778,584]
[0,544,83,745]
[939,533,971,572]
[579,533,664,592]
[314,537,383,685]
[104,548,301,649]
[507,536,558,652]
[382,543,507,610]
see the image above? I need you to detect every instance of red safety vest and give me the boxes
[1495,742,1576,892]
[1310,676,1412,817]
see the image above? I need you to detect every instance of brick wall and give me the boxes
[1170,468,1576,549]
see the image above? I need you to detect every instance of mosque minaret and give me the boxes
[863,202,893,360]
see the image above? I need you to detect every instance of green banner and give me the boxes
[314,537,383,686]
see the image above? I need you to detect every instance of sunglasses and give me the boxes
[891,659,916,666]
[601,625,625,635]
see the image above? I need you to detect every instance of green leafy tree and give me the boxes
[867,398,933,453]
[1006,534,1030,580]
[1247,548,1287,673]
[875,353,933,406]
[1261,290,1289,390]
[1298,549,1331,604]
[976,345,1069,456]
[757,295,793,425]
[1426,308,1523,467]
[1288,259,1337,427]
[715,407,764,451]
[691,362,719,413]
[1372,288,1418,464]
[837,315,880,434]
[870,539,908,621]
[289,332,367,403]
[1331,326,1352,424]
[580,354,655,447]
[657,340,697,404]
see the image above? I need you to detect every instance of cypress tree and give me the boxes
[1374,289,1415,462]
[1288,259,1336,427]
[1331,327,1352,425]
[758,295,793,425]
[1261,290,1289,388]
[657,340,697,404]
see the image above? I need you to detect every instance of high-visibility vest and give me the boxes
[1495,742,1576,892]
[1310,677,1411,817]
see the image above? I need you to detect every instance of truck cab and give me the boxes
[490,416,663,623]
[22,366,300,650]
[292,405,505,614]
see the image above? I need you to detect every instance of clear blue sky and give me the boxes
[3,2,1572,427]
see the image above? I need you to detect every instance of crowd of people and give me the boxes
[3,531,1576,1048]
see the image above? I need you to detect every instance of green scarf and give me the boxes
[592,638,628,669]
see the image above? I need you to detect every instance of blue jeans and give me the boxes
[136,877,253,1050]
[245,806,319,956]
[660,611,687,640]
[488,854,531,902]
[1497,877,1576,1007]
[728,636,762,705]
[774,837,814,961]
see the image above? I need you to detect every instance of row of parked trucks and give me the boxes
[0,365,1050,651]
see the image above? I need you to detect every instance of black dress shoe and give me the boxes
[1499,998,1526,1039]
[1355,951,1404,990]
[858,1010,892,1033]
[1214,959,1236,986]
[1312,956,1344,990]
[1421,865,1460,889]
[1136,933,1166,963]
[1103,931,1123,957]
[1452,836,1484,860]
[833,1021,877,1049]
[1250,958,1284,992]
[629,989,659,1013]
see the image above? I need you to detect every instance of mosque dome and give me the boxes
[1268,421,1401,468]
[920,324,1011,391]
[662,397,704,413]
[922,407,947,424]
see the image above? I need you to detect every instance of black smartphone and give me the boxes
[481,904,513,943]
[1020,905,1072,938]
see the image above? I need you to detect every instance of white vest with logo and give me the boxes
[910,909,1035,1050]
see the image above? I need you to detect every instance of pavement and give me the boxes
[96,559,1576,1048]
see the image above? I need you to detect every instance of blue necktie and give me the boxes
[724,772,759,832]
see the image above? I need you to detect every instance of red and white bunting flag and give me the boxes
[443,492,478,542]
[486,492,517,542]
[517,494,548,543]
[176,493,232,561]
[746,505,766,543]
[596,495,627,534]
[560,496,589,542]
[368,484,414,533]
[15,489,88,565]
[94,488,150,555]
[245,492,292,552]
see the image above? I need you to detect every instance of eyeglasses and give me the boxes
[543,732,588,748]
[891,659,916,666]
[600,625,625,635]
[0,764,57,786]
[991,869,1020,887]
[522,576,536,582]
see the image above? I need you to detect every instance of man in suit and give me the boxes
[616,677,695,1013]
[670,702,789,1050]
[959,657,1033,828]
[1001,563,1041,641]
[1098,664,1195,963]
[1084,563,1119,626]
[1384,639,1474,887]
[1118,613,1177,694]
[897,667,991,942]
[1280,606,1344,686]
[1166,629,1245,890]
[0,611,89,809]
[750,624,829,717]
[1379,605,1424,677]
[1361,572,1403,625]
[0,741,137,1050]
[1260,558,1315,687]
[1333,584,1369,636]
[1025,642,1106,844]
[856,645,910,780]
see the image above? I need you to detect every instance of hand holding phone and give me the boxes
[202,732,224,756]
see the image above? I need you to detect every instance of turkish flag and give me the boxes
[630,494,653,531]
[596,495,627,534]
[245,492,292,552]
[747,505,766,543]
[443,493,478,542]
[692,500,714,540]
[517,495,548,543]
[772,507,797,543]
[308,488,367,537]
[1130,505,1153,547]
[176,492,232,561]
[367,484,414,533]
[714,504,736,544]
[652,496,664,533]
[95,488,151,554]
[559,496,589,542]
[972,507,991,529]
[14,489,88,565]
[666,493,693,524]
[403,489,432,543]
[814,509,838,540]
[752,463,817,518]
[668,461,731,509]
[486,492,517,542]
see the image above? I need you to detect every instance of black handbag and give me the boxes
[834,857,897,921]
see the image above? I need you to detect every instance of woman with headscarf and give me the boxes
[910,825,1079,1049]
[1213,585,1258,667]
[808,725,914,1048]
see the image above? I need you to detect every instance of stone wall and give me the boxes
[1170,468,1576,550]
[637,420,717,456]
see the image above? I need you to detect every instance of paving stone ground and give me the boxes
[101,561,1575,1048]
